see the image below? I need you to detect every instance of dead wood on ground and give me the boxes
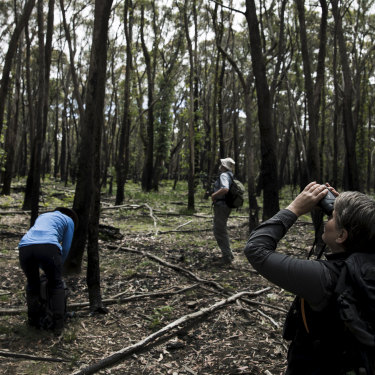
[71,289,270,375]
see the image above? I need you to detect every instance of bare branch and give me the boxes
[208,0,245,15]
[119,246,227,292]
[0,350,66,362]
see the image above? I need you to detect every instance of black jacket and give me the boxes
[245,209,375,374]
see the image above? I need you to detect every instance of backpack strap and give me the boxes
[301,298,310,334]
[227,172,234,187]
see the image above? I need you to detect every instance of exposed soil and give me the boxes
[0,187,315,375]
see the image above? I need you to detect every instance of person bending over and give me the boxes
[18,207,78,333]
[245,182,375,374]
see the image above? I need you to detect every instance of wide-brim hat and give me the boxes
[220,157,235,171]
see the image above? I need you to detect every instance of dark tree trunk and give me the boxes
[296,0,320,183]
[116,0,133,204]
[331,0,359,191]
[60,68,71,183]
[296,0,328,255]
[64,0,113,301]
[86,0,113,313]
[245,0,279,220]
[217,58,225,158]
[184,0,196,211]
[1,28,23,195]
[206,48,220,190]
[0,0,35,138]
[54,84,60,179]
[23,0,45,226]
[59,0,85,120]
[232,79,240,178]
[140,4,155,192]
[43,0,55,176]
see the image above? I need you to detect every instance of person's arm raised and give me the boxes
[286,182,328,217]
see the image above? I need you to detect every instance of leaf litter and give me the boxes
[0,189,315,374]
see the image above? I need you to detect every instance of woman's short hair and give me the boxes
[334,192,375,253]
[54,207,79,229]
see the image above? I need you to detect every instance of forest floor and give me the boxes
[0,179,315,375]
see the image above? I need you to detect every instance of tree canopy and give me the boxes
[1,0,375,227]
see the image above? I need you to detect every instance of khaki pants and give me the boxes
[213,204,233,261]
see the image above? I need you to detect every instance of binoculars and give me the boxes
[317,189,336,216]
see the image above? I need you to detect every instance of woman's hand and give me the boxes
[286,182,329,217]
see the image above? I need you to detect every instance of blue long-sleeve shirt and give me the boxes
[19,211,75,263]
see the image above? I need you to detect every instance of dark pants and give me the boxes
[19,244,65,329]
[19,244,64,292]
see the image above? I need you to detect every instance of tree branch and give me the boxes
[0,285,199,315]
[0,350,66,362]
[208,0,245,15]
[119,246,226,292]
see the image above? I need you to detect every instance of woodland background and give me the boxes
[1,0,375,372]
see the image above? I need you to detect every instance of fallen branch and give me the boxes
[0,210,31,215]
[157,224,242,235]
[119,246,226,292]
[0,285,199,315]
[256,309,280,328]
[0,307,25,316]
[68,284,199,310]
[240,297,288,314]
[175,220,192,231]
[0,349,66,362]
[144,203,159,235]
[100,203,144,211]
[71,289,269,375]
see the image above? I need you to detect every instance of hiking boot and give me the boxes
[212,256,233,266]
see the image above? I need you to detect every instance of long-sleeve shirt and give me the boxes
[19,211,75,263]
[244,209,338,311]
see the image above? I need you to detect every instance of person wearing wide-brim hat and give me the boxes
[210,157,235,265]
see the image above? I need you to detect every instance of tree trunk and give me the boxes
[331,0,359,191]
[0,0,35,138]
[59,0,85,120]
[140,3,155,192]
[115,0,133,204]
[42,0,55,175]
[153,35,182,191]
[296,0,328,255]
[23,0,45,225]
[184,0,196,211]
[232,79,240,178]
[296,0,322,183]
[1,28,23,195]
[245,0,279,220]
[217,58,226,158]
[65,0,113,280]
